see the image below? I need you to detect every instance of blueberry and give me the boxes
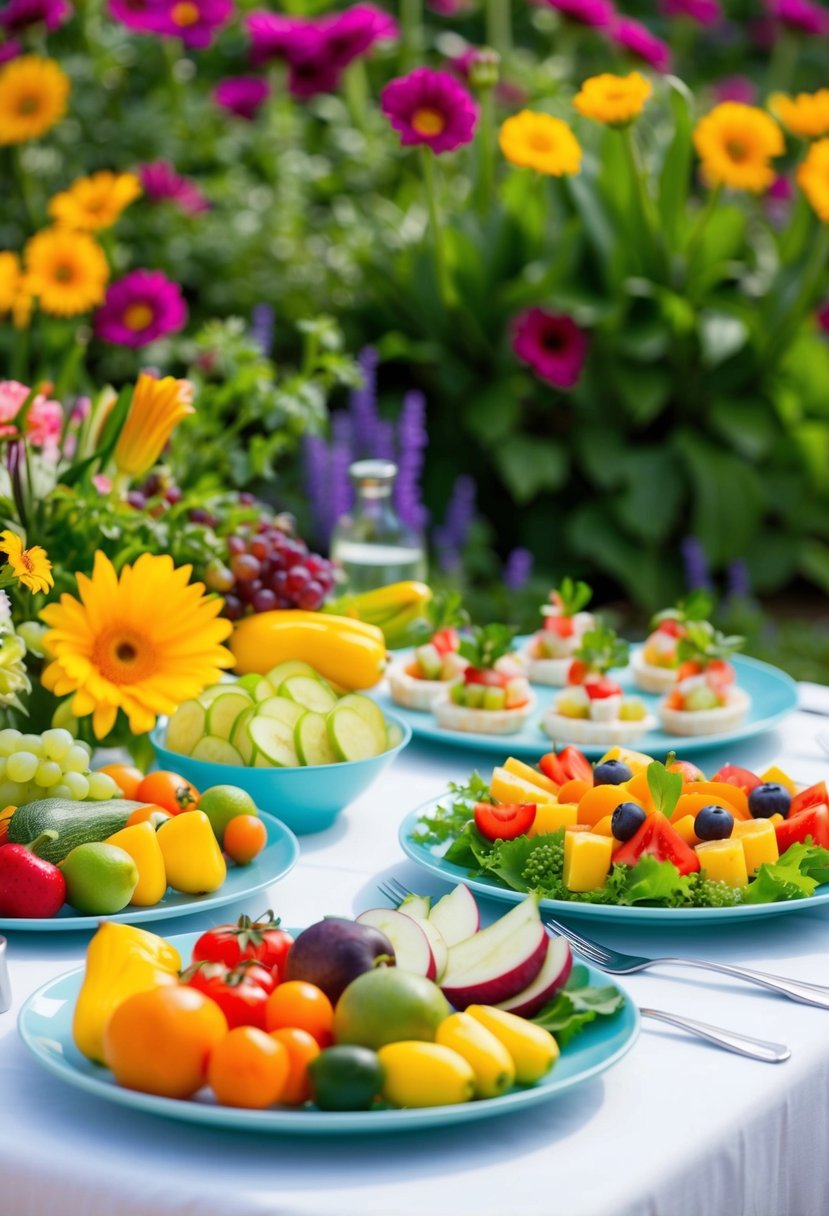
[695,804,734,841]
[611,801,647,842]
[748,782,792,819]
[593,759,633,787]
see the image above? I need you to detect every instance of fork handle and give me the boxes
[660,957,829,1009]
[640,1008,791,1062]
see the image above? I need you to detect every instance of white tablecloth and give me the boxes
[3,700,829,1216]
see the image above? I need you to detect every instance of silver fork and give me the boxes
[377,878,791,1063]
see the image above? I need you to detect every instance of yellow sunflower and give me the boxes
[48,171,142,232]
[41,551,233,738]
[573,72,652,127]
[24,227,109,317]
[797,138,829,221]
[694,103,784,193]
[499,111,582,176]
[0,55,69,146]
[770,90,829,141]
[0,253,36,329]
[114,373,196,482]
[0,530,53,594]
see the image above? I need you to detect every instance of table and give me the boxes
[3,698,829,1216]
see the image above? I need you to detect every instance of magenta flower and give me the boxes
[138,161,209,214]
[767,0,829,32]
[381,68,478,154]
[611,17,672,71]
[94,270,188,349]
[0,37,21,61]
[659,0,721,24]
[108,0,166,34]
[288,52,342,99]
[1,0,71,33]
[512,308,588,390]
[711,75,758,105]
[541,0,615,28]
[322,4,399,69]
[428,0,473,14]
[213,75,269,119]
[246,11,316,65]
[818,301,829,333]
[153,0,233,49]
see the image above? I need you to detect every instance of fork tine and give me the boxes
[377,877,413,905]
[542,917,614,965]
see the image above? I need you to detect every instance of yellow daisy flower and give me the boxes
[0,55,69,146]
[770,90,829,141]
[41,551,233,738]
[694,103,784,193]
[24,227,109,317]
[0,530,54,595]
[48,171,142,232]
[797,138,829,221]
[114,373,196,482]
[573,72,652,127]
[499,111,582,176]
[0,253,36,330]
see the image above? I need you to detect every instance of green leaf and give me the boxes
[708,397,778,460]
[458,623,518,669]
[742,841,829,904]
[646,761,683,818]
[674,431,764,565]
[613,363,672,426]
[618,855,693,905]
[532,970,624,1046]
[463,382,522,444]
[699,311,749,368]
[573,623,629,674]
[798,540,829,595]
[494,435,569,504]
[615,449,683,544]
[554,577,593,616]
[657,77,695,245]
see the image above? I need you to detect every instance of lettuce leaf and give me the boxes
[533,965,625,1046]
[743,841,829,904]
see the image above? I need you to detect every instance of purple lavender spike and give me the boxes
[504,547,534,590]
[331,410,353,451]
[303,434,330,545]
[395,390,429,532]
[727,558,750,599]
[328,442,354,542]
[680,536,714,592]
[349,347,380,457]
[250,304,275,356]
[433,475,476,571]
[374,419,396,462]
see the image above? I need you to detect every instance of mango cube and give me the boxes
[503,756,560,796]
[527,802,578,837]
[761,765,797,797]
[598,746,654,775]
[563,831,613,893]
[733,819,779,874]
[695,840,749,887]
[490,767,557,806]
[672,814,699,848]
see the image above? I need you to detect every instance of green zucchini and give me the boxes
[7,798,141,864]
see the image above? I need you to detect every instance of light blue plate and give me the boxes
[400,798,829,925]
[0,811,299,933]
[17,929,638,1135]
[373,652,797,760]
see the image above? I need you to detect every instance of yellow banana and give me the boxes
[325,582,432,625]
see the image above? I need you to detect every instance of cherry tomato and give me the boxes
[224,815,267,865]
[474,801,536,842]
[192,912,293,977]
[185,960,275,1030]
[431,627,459,655]
[544,615,574,637]
[269,1027,320,1105]
[135,771,199,814]
[265,981,334,1047]
[208,1026,290,1109]
[539,746,592,786]
[676,659,703,682]
[126,804,172,829]
[584,677,623,700]
[98,764,144,800]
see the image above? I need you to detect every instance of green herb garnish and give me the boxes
[459,623,517,670]
[544,578,593,619]
[646,760,683,819]
[572,623,629,675]
[533,965,625,1047]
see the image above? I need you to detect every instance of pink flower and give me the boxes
[0,38,21,62]
[767,0,829,33]
[660,0,721,24]
[541,0,615,27]
[381,67,478,154]
[0,381,64,451]
[611,17,672,71]
[711,75,758,105]
[152,0,233,49]
[246,11,317,65]
[1,0,72,34]
[818,300,829,333]
[512,309,588,389]
[94,270,188,348]
[213,75,269,119]
[92,473,113,495]
[322,4,398,69]
[107,0,166,35]
[138,161,209,214]
[428,0,473,14]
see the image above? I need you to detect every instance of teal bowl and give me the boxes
[149,712,411,835]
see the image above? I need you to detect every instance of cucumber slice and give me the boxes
[335,693,387,738]
[386,721,403,750]
[236,674,275,702]
[249,717,300,768]
[279,675,338,713]
[198,683,235,707]
[326,705,385,762]
[165,700,206,756]
[257,697,305,728]
[206,691,252,741]
[191,737,244,766]
[295,711,338,766]
[266,660,318,686]
[231,707,257,763]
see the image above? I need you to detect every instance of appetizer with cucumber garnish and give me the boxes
[433,625,535,736]
[520,579,596,686]
[631,590,714,695]
[166,661,400,768]
[542,625,655,745]
[658,623,750,737]
[388,592,470,711]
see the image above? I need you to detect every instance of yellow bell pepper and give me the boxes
[105,822,167,907]
[157,810,226,894]
[230,610,386,690]
[73,921,180,1062]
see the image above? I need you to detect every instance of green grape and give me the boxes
[87,771,118,800]
[35,760,62,789]
[18,734,44,756]
[0,779,22,806]
[51,784,73,799]
[0,729,22,757]
[41,728,74,763]
[64,746,90,774]
[8,752,39,783]
[62,771,89,800]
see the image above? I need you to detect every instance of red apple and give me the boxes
[494,934,573,1017]
[355,909,436,980]
[428,883,480,947]
[440,899,549,1009]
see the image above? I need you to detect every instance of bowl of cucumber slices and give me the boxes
[150,660,411,834]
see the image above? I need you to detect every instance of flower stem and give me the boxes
[764,223,829,369]
[620,126,666,277]
[420,147,452,308]
[685,183,722,266]
[474,88,495,215]
[485,0,511,63]
[768,30,798,93]
[343,59,369,133]
[400,0,422,71]
[11,146,36,231]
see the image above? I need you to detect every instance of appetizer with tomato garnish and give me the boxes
[433,624,535,736]
[520,578,596,686]
[542,625,655,745]
[387,592,470,711]
[659,622,750,737]
[631,591,713,695]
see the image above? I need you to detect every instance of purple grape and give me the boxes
[250,537,271,561]
[271,570,289,594]
[165,485,183,505]
[127,491,147,510]
[252,588,278,613]
[189,508,214,525]
[231,554,261,583]
[224,595,244,621]
[205,560,235,593]
[227,535,246,556]
[298,580,324,610]
[237,578,262,605]
[287,565,311,596]
[239,492,256,505]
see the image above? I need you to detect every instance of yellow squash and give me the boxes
[105,821,167,907]
[73,921,181,1062]
[435,1012,516,1098]
[230,610,386,690]
[465,1005,559,1084]
[377,1041,475,1108]
[157,810,226,894]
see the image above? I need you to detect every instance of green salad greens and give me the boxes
[533,966,626,1046]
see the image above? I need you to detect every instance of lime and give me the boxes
[198,785,258,842]
[61,843,138,915]
[333,968,451,1049]
[308,1046,384,1111]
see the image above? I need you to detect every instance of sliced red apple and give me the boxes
[397,908,449,980]
[400,893,431,920]
[440,897,549,1009]
[428,883,480,947]
[355,909,436,980]
[494,934,573,1017]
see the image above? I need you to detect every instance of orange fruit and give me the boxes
[269,1027,320,1105]
[208,1026,289,1109]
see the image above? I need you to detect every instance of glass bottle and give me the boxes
[330,459,427,594]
